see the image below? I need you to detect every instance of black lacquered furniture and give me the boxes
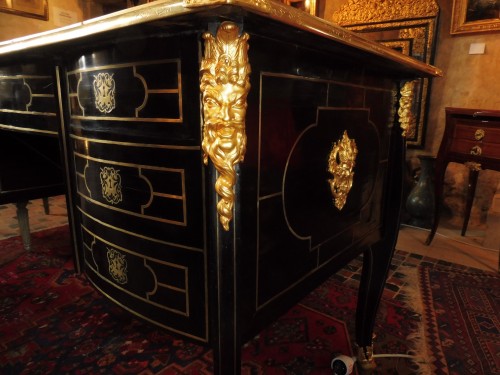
[0,1,440,373]
[426,107,500,246]
[0,64,66,250]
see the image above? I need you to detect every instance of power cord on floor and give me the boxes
[331,353,426,375]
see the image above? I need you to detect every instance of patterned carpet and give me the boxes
[419,266,500,374]
[1,200,498,374]
[0,225,431,374]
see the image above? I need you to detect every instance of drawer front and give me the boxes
[66,34,208,341]
[454,120,500,144]
[72,133,207,341]
[0,62,58,135]
[450,138,500,159]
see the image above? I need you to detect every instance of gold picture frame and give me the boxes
[451,0,500,35]
[0,0,48,20]
[281,0,317,17]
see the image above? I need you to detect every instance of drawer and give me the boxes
[450,139,500,159]
[454,121,500,144]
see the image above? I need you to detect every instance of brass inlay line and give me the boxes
[70,115,182,123]
[77,192,186,226]
[200,21,251,231]
[82,225,189,315]
[68,58,182,122]
[0,109,56,116]
[147,89,179,94]
[71,134,200,150]
[77,206,204,253]
[75,151,186,226]
[256,228,378,310]
[87,277,207,342]
[74,151,185,174]
[0,124,57,135]
[0,74,53,79]
[133,66,148,116]
[31,93,54,98]
[259,192,282,201]
[82,160,92,197]
[261,71,394,92]
[83,237,99,271]
[86,260,188,316]
[282,123,316,242]
[67,58,180,75]
[76,72,85,114]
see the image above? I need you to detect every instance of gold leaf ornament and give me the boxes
[200,22,251,231]
[328,131,358,210]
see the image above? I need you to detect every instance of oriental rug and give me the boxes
[418,265,500,375]
[2,225,493,374]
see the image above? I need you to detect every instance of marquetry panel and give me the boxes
[0,64,58,134]
[81,222,208,341]
[67,59,182,123]
[254,71,394,308]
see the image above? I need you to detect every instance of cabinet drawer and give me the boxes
[450,139,500,159]
[454,121,500,144]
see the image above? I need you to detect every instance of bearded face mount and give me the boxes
[200,22,251,231]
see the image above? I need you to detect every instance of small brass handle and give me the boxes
[474,129,485,141]
[470,145,482,156]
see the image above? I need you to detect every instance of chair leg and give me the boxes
[43,197,50,215]
[16,201,32,251]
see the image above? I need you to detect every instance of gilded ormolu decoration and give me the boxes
[107,248,128,285]
[200,21,251,231]
[474,129,485,141]
[100,166,123,205]
[357,345,376,371]
[328,131,358,210]
[465,161,482,172]
[470,145,482,156]
[398,80,417,138]
[332,0,439,25]
[331,0,439,148]
[93,72,116,113]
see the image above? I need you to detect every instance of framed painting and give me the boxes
[0,0,48,20]
[281,0,317,16]
[451,0,500,35]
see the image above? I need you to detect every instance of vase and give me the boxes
[406,155,436,229]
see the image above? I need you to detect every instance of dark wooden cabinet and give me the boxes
[427,107,500,245]
[0,63,66,250]
[0,1,440,373]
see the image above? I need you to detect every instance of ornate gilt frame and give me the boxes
[280,0,317,16]
[332,0,439,148]
[0,0,48,20]
[451,0,500,35]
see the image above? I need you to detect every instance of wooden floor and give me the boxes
[1,195,498,272]
[397,224,499,273]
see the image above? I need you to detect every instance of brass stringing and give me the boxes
[93,72,116,113]
[100,166,123,205]
[107,248,128,285]
[398,80,416,138]
[328,131,358,210]
[200,21,251,231]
